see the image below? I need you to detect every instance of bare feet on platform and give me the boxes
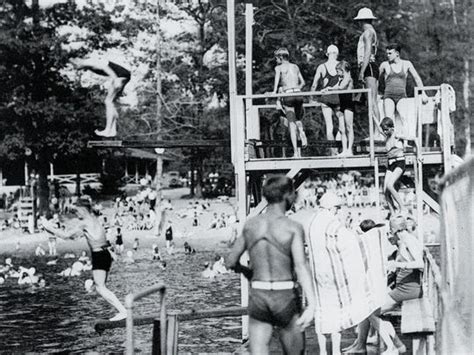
[337,151,348,158]
[393,338,406,353]
[300,131,307,149]
[342,342,367,354]
[95,129,117,138]
[380,347,399,355]
[109,312,127,322]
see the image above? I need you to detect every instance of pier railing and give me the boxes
[95,291,246,354]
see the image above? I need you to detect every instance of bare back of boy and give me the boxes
[276,63,303,92]
[244,214,301,281]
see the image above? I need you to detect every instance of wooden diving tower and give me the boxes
[227,1,456,352]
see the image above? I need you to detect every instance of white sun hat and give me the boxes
[354,7,377,20]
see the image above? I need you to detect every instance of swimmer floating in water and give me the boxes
[71,57,131,137]
[40,197,127,322]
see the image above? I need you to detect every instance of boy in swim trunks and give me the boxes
[381,117,418,214]
[379,43,428,137]
[273,48,307,158]
[40,197,127,321]
[226,175,315,354]
[71,57,131,137]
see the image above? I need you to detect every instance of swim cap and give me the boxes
[319,192,343,209]
[274,48,289,57]
[326,45,339,55]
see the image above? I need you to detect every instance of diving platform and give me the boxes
[245,151,444,171]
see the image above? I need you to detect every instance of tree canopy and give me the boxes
[0,0,471,207]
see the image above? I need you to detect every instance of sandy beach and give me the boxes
[0,188,237,258]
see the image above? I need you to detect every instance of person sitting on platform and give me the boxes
[379,43,428,137]
[71,57,131,137]
[273,48,307,158]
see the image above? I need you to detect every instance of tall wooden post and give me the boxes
[155,0,163,201]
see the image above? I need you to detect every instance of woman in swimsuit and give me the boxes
[311,45,343,155]
[381,117,417,214]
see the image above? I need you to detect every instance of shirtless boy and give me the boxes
[273,48,307,158]
[379,43,428,136]
[41,197,127,321]
[226,175,315,354]
[381,117,418,214]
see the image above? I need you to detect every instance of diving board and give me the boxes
[87,139,230,149]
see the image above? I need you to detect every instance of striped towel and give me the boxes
[358,228,387,308]
[306,210,380,334]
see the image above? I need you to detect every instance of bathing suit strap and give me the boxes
[247,234,291,260]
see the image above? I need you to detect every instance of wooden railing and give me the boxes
[48,173,100,185]
[94,285,246,355]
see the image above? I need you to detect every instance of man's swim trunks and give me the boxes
[281,88,304,121]
[360,62,379,79]
[248,287,301,328]
[387,156,406,173]
[91,249,112,271]
[339,93,355,112]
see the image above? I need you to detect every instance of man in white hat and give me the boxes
[311,45,343,155]
[354,7,382,135]
[273,48,307,158]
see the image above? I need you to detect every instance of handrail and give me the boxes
[238,88,370,100]
[124,284,167,355]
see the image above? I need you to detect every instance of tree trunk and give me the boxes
[37,153,50,216]
[195,152,203,198]
[190,157,195,196]
[463,57,471,156]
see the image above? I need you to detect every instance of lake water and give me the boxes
[0,249,242,353]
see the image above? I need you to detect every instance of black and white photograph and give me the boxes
[0,0,472,353]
